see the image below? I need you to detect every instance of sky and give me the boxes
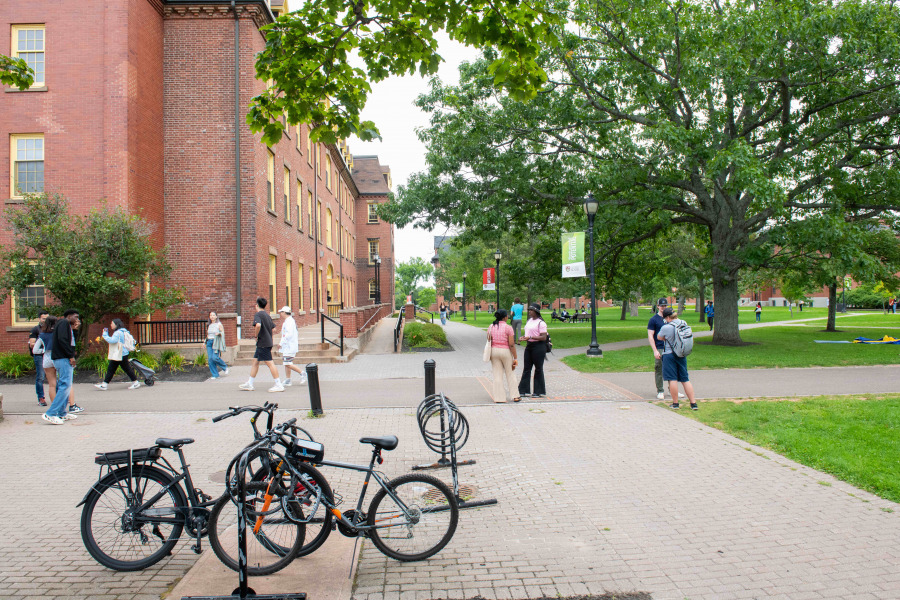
[348,35,479,266]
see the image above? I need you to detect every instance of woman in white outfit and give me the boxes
[278,307,306,386]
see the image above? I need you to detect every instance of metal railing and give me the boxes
[393,310,404,352]
[415,305,434,324]
[132,320,207,346]
[320,314,344,356]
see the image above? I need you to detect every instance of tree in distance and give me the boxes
[0,193,186,351]
[394,257,434,307]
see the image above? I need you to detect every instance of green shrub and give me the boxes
[404,322,449,348]
[160,348,186,372]
[193,351,208,367]
[130,349,159,370]
[0,351,34,377]
[77,352,108,376]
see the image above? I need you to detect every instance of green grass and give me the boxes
[404,322,449,348]
[564,325,900,372]
[680,395,900,503]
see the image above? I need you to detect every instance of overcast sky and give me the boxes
[348,35,479,265]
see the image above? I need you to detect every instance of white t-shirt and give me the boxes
[280,316,298,356]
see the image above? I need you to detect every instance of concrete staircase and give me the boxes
[233,321,356,366]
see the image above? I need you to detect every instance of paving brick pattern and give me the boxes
[4,400,898,600]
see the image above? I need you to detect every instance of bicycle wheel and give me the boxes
[80,465,187,571]
[284,462,334,557]
[366,473,458,561]
[207,481,304,575]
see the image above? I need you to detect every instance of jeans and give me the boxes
[206,339,229,377]
[440,311,447,325]
[34,354,45,400]
[511,319,522,343]
[46,358,73,418]
[518,342,547,396]
[756,312,761,322]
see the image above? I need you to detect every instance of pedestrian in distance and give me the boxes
[755,301,762,322]
[43,309,79,425]
[239,297,284,392]
[799,300,803,312]
[278,306,307,386]
[95,318,140,390]
[487,309,520,403]
[890,298,896,314]
[439,302,448,325]
[704,300,714,331]
[657,307,698,410]
[509,298,524,345]
[29,310,49,406]
[38,315,58,406]
[517,304,548,399]
[205,310,229,380]
[647,298,681,401]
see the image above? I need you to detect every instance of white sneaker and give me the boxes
[222,368,230,376]
[129,381,141,390]
[656,392,664,400]
[94,382,108,390]
[239,382,255,391]
[678,392,686,398]
[63,413,78,420]
[283,379,292,387]
[42,414,65,425]
[299,375,308,385]
[268,382,285,393]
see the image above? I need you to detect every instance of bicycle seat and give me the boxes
[155,438,194,448]
[360,435,398,451]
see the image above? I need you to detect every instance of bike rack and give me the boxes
[182,445,306,600]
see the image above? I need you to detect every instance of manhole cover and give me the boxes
[424,483,478,502]
[209,470,226,484]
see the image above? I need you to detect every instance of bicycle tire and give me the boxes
[207,482,304,576]
[366,473,458,561]
[80,465,187,571]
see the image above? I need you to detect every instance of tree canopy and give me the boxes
[394,257,434,304]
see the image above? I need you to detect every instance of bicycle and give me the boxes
[208,406,460,569]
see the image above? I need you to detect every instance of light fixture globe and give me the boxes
[583,193,599,216]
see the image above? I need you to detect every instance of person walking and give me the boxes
[278,306,307,386]
[487,309,519,403]
[95,318,140,390]
[704,300,714,331]
[517,304,548,399]
[29,310,49,406]
[439,302,448,325]
[239,297,284,392]
[38,315,57,407]
[657,307,698,410]
[799,300,803,312]
[755,302,762,322]
[890,298,896,314]
[509,298,524,345]
[43,309,79,425]
[205,311,230,380]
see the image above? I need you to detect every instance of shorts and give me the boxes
[42,353,54,370]
[662,353,689,383]
[254,346,273,362]
[282,356,294,365]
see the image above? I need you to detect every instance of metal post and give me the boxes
[495,256,500,308]
[424,359,435,397]
[307,363,324,416]
[586,204,602,357]
[462,276,467,321]
[234,449,252,599]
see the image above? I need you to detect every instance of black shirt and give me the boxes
[253,310,275,348]
[647,313,666,351]
[51,319,77,360]
[29,325,42,354]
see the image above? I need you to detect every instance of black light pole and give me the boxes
[374,254,381,304]
[494,249,502,308]
[462,272,467,321]
[584,194,602,357]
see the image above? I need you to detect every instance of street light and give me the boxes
[494,249,502,308]
[374,254,381,304]
[583,194,602,357]
[462,272,467,321]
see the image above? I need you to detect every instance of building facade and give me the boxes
[0,0,394,350]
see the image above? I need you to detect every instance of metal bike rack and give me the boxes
[182,445,306,600]
[413,390,497,510]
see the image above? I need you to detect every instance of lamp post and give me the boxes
[462,272,467,321]
[494,249,502,309]
[584,194,602,357]
[374,254,381,304]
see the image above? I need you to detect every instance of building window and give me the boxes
[296,179,303,231]
[368,240,379,265]
[307,134,312,166]
[267,149,275,212]
[308,266,314,312]
[316,144,321,177]
[325,207,333,248]
[269,254,277,309]
[285,260,292,311]
[307,190,313,238]
[283,166,291,222]
[369,279,377,300]
[296,124,302,151]
[11,25,45,87]
[316,200,322,243]
[367,203,378,224]
[10,268,44,325]
[325,155,331,190]
[298,266,304,311]
[10,134,44,198]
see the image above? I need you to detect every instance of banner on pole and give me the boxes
[482,268,496,291]
[561,232,586,278]
[454,283,464,298]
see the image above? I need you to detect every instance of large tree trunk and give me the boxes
[826,282,837,331]
[711,267,742,344]
[629,292,639,317]
[697,279,706,323]
[677,296,685,316]
[620,300,628,320]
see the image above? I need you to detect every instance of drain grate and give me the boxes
[424,483,478,502]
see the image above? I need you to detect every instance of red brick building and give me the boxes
[0,0,394,350]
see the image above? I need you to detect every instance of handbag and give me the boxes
[483,327,492,362]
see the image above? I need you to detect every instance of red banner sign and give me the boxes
[482,268,496,290]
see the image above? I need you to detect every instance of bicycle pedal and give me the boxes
[191,544,202,554]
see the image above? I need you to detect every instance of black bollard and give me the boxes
[424,359,436,397]
[307,363,324,416]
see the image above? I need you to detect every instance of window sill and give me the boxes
[284,219,292,226]
[5,198,25,205]
[267,209,278,217]
[5,86,48,93]
[6,325,35,332]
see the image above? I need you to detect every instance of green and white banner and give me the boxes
[561,232,586,278]
[455,283,464,298]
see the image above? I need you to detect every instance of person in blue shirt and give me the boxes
[704,300,714,330]
[509,298,525,346]
[647,298,668,400]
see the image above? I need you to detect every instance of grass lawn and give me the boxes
[677,395,900,504]
[564,325,900,372]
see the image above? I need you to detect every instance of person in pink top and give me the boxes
[518,304,549,398]
[486,309,519,403]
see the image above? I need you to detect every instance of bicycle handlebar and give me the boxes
[212,403,279,424]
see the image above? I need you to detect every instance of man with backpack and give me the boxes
[657,307,698,410]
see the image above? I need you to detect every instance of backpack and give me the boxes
[122,330,136,352]
[669,319,693,357]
